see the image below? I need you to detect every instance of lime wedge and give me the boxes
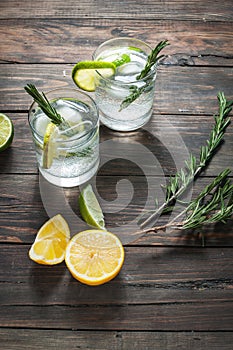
[112,53,131,67]
[42,122,58,169]
[0,113,14,152]
[78,184,105,229]
[72,61,116,92]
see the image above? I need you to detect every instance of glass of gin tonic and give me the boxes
[93,37,157,132]
[28,88,99,187]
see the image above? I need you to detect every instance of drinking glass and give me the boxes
[28,88,99,187]
[93,37,157,132]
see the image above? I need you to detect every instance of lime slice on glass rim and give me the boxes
[72,61,116,92]
[78,184,105,229]
[0,113,14,152]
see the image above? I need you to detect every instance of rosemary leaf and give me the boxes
[119,40,169,111]
[24,84,64,126]
[119,84,150,111]
[140,92,233,229]
[137,40,170,80]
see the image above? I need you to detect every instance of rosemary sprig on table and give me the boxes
[182,169,233,229]
[140,92,233,230]
[119,40,169,111]
[133,169,233,241]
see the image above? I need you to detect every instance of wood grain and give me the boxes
[0,65,232,114]
[0,1,232,21]
[1,329,233,350]
[0,113,232,175]
[0,19,232,65]
[0,174,233,246]
[0,246,233,330]
[0,0,233,342]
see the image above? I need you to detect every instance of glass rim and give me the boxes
[28,87,99,141]
[92,37,157,85]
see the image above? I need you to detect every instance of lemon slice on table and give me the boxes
[42,122,58,169]
[65,229,125,286]
[0,113,14,152]
[72,61,116,92]
[29,214,70,265]
[78,184,105,229]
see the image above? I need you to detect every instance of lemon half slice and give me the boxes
[65,230,124,286]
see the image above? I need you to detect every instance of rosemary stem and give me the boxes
[140,92,233,230]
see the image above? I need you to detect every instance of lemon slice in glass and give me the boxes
[42,122,58,169]
[72,61,116,92]
[78,184,105,229]
[0,113,14,152]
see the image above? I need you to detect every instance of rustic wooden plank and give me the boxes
[1,329,233,350]
[1,303,233,330]
[0,19,232,65]
[0,112,232,175]
[0,174,233,245]
[1,245,233,305]
[0,1,232,21]
[0,246,232,330]
[0,65,232,114]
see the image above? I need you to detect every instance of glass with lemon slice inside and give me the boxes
[92,37,157,131]
[28,88,99,187]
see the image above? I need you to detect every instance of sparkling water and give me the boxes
[94,45,156,131]
[30,98,99,187]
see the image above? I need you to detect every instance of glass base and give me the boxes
[99,109,153,131]
[39,160,99,187]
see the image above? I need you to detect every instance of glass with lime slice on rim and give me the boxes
[0,113,14,152]
[92,37,158,132]
[28,88,99,187]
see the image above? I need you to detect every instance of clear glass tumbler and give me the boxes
[93,37,157,132]
[28,88,99,187]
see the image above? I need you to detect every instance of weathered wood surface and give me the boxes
[0,65,232,113]
[0,19,232,66]
[1,174,233,246]
[0,0,233,347]
[0,246,233,330]
[0,1,232,21]
[0,113,232,175]
[1,330,233,350]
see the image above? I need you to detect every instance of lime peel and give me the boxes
[72,61,116,92]
[78,184,105,229]
[0,113,14,152]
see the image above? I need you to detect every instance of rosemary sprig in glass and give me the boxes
[137,40,170,80]
[119,40,169,111]
[140,92,233,230]
[24,84,71,132]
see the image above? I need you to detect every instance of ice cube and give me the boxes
[117,62,142,77]
[34,114,50,136]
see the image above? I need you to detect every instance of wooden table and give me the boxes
[0,1,233,349]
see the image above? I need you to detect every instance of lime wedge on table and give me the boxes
[72,61,115,92]
[79,184,105,229]
[0,113,14,152]
[42,122,57,169]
